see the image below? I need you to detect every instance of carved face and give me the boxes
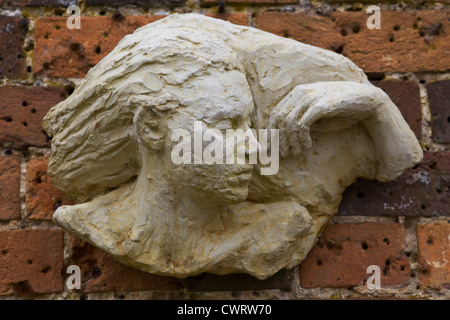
[159,68,257,205]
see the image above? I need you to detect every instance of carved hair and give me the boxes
[43,27,246,202]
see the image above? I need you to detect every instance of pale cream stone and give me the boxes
[43,14,423,279]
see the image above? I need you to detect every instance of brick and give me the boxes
[338,151,450,217]
[34,16,165,78]
[205,13,249,26]
[372,80,421,139]
[299,223,410,288]
[0,16,28,79]
[85,0,183,6]
[417,223,450,289]
[185,269,294,292]
[0,229,64,296]
[0,86,66,149]
[426,80,450,143]
[72,237,182,293]
[0,156,20,220]
[256,10,450,73]
[26,157,73,220]
[0,0,76,6]
[34,14,248,78]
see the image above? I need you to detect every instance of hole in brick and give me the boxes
[22,122,27,127]
[31,108,36,114]
[5,148,12,155]
[316,259,323,266]
[419,30,425,37]
[393,26,400,31]
[411,273,415,278]
[1,250,7,255]
[53,200,62,211]
[43,62,50,70]
[95,46,101,54]
[99,10,106,15]
[282,30,289,38]
[103,32,109,37]
[65,84,75,96]
[426,238,433,246]
[400,265,405,271]
[41,266,51,273]
[357,192,364,198]
[22,101,28,107]
[341,28,348,36]
[36,173,42,184]
[421,204,426,210]
[419,79,426,84]
[389,34,394,42]
[383,238,390,245]
[17,54,24,59]
[361,242,369,250]
[2,116,12,122]
[113,11,124,22]
[334,44,344,54]
[447,116,450,123]
[352,24,360,33]
[92,266,102,279]
[55,25,61,30]
[27,66,32,73]
[70,43,81,53]
[0,56,3,61]
[44,33,49,40]
[27,259,32,265]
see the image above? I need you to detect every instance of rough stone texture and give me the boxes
[185,269,294,291]
[72,237,183,293]
[0,229,64,296]
[256,10,450,73]
[0,156,21,221]
[43,14,421,280]
[85,0,183,6]
[0,86,66,149]
[0,16,28,79]
[338,151,450,217]
[33,14,247,78]
[299,223,410,288]
[417,223,450,289]
[26,157,73,220]
[0,0,76,6]
[426,80,450,143]
[372,80,421,139]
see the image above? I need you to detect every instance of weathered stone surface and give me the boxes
[185,269,294,291]
[338,151,450,217]
[256,11,450,73]
[72,237,182,293]
[372,80,421,139]
[0,16,28,79]
[33,14,247,78]
[0,86,66,149]
[0,156,21,220]
[299,223,410,288]
[426,80,450,143]
[44,14,422,280]
[417,223,450,289]
[26,157,73,220]
[0,229,64,296]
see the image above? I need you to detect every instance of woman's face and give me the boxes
[161,68,257,205]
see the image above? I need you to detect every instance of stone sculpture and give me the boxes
[43,13,423,279]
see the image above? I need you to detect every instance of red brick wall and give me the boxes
[0,0,449,299]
